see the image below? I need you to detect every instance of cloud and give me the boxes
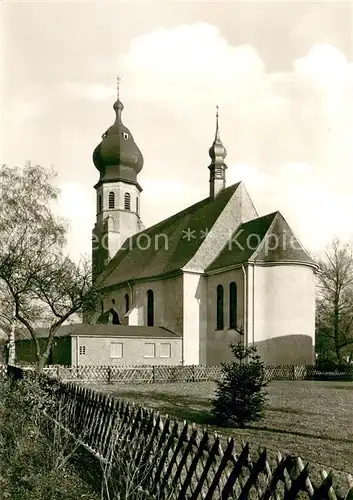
[5,22,353,258]
[56,182,95,261]
[119,23,266,108]
[143,178,200,201]
[293,44,352,87]
[117,25,353,250]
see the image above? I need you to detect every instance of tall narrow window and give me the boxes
[136,197,139,216]
[229,282,238,330]
[216,285,224,330]
[147,289,154,327]
[124,192,131,210]
[124,293,130,314]
[109,191,115,209]
[98,194,102,212]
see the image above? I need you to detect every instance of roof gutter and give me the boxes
[98,269,183,293]
[206,259,318,277]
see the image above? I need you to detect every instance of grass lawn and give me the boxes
[88,380,353,479]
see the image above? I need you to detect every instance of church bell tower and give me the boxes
[92,81,144,280]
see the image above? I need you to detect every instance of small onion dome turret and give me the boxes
[208,106,227,164]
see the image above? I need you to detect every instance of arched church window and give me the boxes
[122,132,129,140]
[147,289,154,327]
[98,194,102,212]
[109,191,115,209]
[136,197,139,216]
[124,293,130,314]
[111,310,120,325]
[216,285,224,330]
[229,282,237,330]
[124,192,131,210]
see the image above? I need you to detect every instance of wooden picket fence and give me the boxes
[38,364,353,384]
[1,364,353,385]
[6,365,352,499]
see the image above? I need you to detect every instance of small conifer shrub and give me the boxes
[212,340,268,427]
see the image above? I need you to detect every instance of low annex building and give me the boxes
[89,92,318,367]
[15,324,182,367]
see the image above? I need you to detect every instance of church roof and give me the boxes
[206,211,317,272]
[95,182,241,289]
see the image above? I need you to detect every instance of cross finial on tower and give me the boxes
[215,105,220,140]
[116,76,121,99]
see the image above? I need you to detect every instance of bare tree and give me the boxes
[0,163,99,371]
[316,238,353,365]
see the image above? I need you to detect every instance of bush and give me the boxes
[212,341,268,428]
[0,374,100,500]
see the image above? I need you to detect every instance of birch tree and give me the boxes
[0,163,99,371]
[316,238,353,365]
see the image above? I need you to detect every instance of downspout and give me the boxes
[252,264,255,346]
[241,263,248,348]
[127,280,133,306]
[76,336,80,367]
[126,280,133,326]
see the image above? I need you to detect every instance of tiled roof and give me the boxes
[95,183,241,289]
[17,324,182,340]
[206,211,316,272]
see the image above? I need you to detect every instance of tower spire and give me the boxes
[208,105,227,198]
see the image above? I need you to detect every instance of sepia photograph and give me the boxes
[0,0,352,498]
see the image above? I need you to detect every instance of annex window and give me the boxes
[229,282,238,330]
[136,197,139,216]
[98,194,102,212]
[159,343,171,358]
[147,289,154,327]
[79,345,86,355]
[109,191,115,209]
[144,342,156,358]
[124,192,131,210]
[124,293,130,314]
[216,285,224,330]
[110,342,123,358]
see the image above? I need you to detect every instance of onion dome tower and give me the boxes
[92,79,144,280]
[93,97,144,189]
[208,106,227,198]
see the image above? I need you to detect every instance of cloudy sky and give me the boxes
[2,0,353,260]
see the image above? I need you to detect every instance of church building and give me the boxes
[90,93,317,366]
